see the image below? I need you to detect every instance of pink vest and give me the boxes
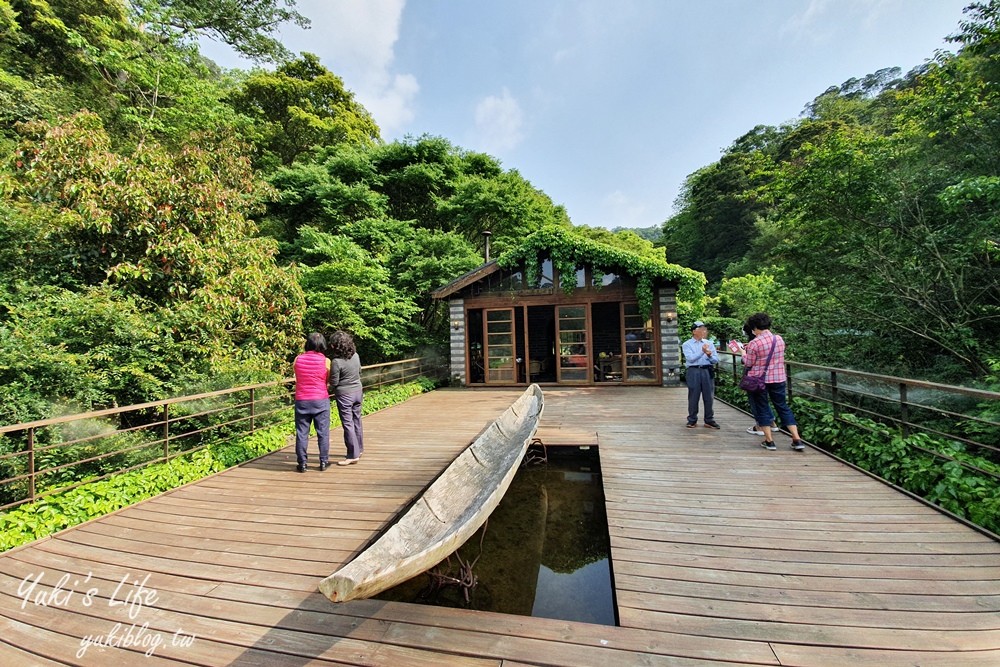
[294,351,329,400]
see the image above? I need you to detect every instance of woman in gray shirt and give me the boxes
[328,331,365,465]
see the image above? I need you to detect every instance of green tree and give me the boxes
[767,119,998,377]
[226,53,380,169]
[0,285,195,422]
[129,0,309,63]
[440,170,571,251]
[717,274,779,321]
[574,225,664,260]
[294,227,421,362]
[264,158,387,244]
[663,125,782,285]
[0,0,248,149]
[3,112,304,371]
[382,227,482,335]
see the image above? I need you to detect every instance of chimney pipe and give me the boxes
[482,230,492,262]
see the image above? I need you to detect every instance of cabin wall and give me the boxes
[657,287,681,387]
[448,299,466,385]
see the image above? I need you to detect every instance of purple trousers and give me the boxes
[335,391,364,459]
[294,399,330,466]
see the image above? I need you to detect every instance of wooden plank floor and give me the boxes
[1,386,998,666]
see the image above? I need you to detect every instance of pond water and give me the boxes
[374,445,616,625]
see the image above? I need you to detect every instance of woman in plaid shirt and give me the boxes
[742,312,805,452]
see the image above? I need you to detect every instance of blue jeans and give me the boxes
[294,399,330,466]
[335,391,364,459]
[748,382,797,432]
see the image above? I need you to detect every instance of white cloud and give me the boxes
[278,0,418,135]
[601,190,651,228]
[782,0,900,40]
[474,88,525,153]
[362,73,419,136]
[781,0,832,37]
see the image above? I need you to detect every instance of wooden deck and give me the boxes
[1,386,998,666]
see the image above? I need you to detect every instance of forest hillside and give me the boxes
[1,1,998,427]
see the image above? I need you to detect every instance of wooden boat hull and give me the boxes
[320,384,544,603]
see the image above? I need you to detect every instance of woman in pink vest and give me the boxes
[293,332,331,472]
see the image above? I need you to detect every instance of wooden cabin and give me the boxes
[432,232,685,387]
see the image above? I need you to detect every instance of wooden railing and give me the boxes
[717,352,1000,481]
[0,356,446,511]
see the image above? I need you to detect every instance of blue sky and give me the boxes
[202,0,971,229]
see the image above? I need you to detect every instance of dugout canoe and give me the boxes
[319,384,544,603]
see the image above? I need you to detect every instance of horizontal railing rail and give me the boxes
[717,351,1000,481]
[0,356,447,511]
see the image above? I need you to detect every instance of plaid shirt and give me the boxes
[743,330,786,384]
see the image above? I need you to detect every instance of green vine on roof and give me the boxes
[496,226,705,315]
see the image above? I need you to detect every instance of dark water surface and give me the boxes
[375,446,616,625]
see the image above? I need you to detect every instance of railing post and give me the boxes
[249,387,256,433]
[162,403,170,462]
[786,362,792,400]
[831,371,839,420]
[27,427,35,503]
[899,383,909,438]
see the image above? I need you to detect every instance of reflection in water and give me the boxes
[533,559,614,625]
[375,447,615,625]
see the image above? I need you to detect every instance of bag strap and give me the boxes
[764,336,777,366]
[752,336,777,376]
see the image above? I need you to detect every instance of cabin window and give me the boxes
[534,258,554,288]
[482,265,525,292]
[558,266,586,290]
[599,271,621,287]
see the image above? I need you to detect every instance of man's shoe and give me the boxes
[319,462,328,471]
[704,421,721,429]
[760,440,777,451]
[337,458,360,466]
[747,426,765,435]
[296,464,307,473]
[791,440,805,452]
[686,422,697,428]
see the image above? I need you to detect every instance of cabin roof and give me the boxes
[431,261,500,299]
[431,226,696,302]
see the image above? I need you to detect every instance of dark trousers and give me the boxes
[686,366,715,424]
[335,391,364,459]
[748,381,798,430]
[294,399,330,466]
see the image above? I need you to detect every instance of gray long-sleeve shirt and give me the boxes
[329,353,363,395]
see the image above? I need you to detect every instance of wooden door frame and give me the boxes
[555,303,591,384]
[483,307,517,384]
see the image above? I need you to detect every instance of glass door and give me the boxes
[557,305,589,382]
[485,308,516,383]
[623,303,656,382]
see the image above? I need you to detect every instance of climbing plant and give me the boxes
[496,226,705,315]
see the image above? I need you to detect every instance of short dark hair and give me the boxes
[328,330,356,360]
[746,312,772,332]
[304,332,327,353]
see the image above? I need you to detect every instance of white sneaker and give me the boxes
[747,426,765,436]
